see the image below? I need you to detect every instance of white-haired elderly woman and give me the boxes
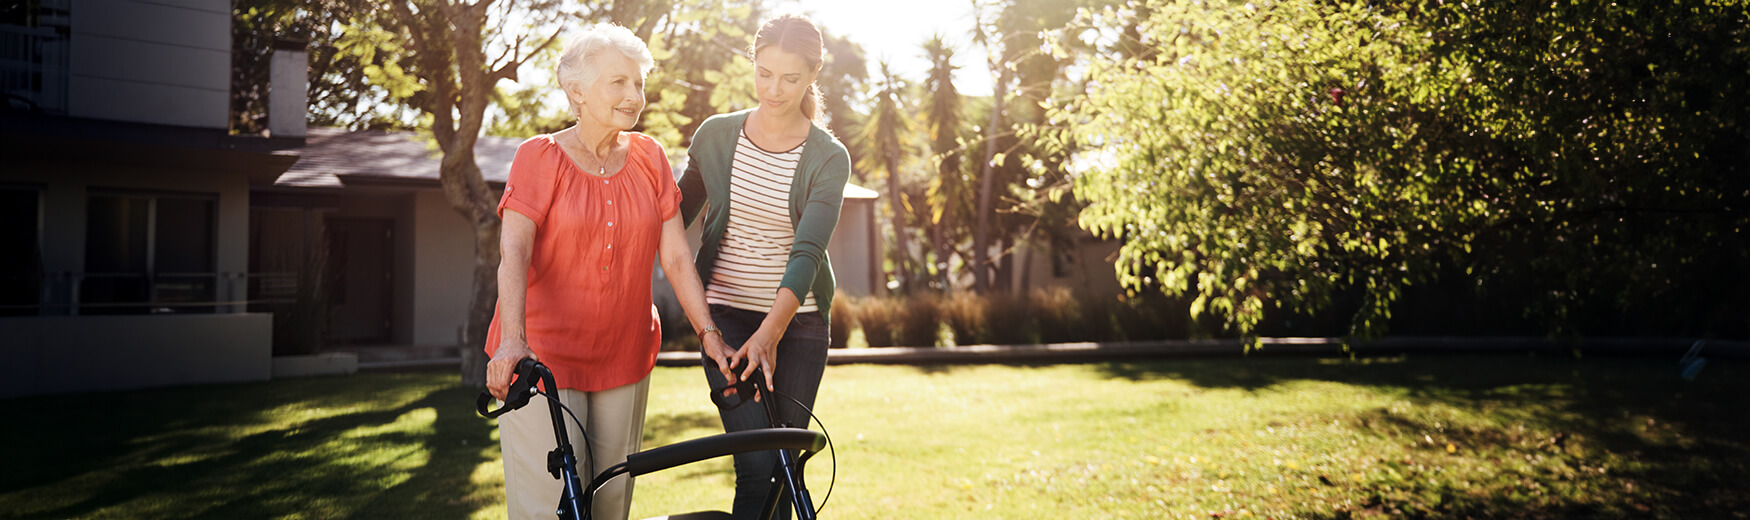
[483,23,729,520]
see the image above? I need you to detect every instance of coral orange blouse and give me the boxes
[485,132,679,391]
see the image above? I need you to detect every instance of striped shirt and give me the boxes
[705,129,818,313]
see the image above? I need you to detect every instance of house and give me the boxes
[0,0,295,397]
[274,131,883,357]
[0,0,884,398]
[253,127,521,351]
[1010,229,1123,300]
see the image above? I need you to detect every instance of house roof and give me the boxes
[275,127,522,189]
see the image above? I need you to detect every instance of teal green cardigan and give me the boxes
[679,109,852,321]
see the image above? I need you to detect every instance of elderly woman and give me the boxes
[678,13,851,519]
[484,23,728,520]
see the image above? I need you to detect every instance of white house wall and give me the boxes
[68,0,230,128]
[1011,236,1123,300]
[827,197,877,297]
[411,189,474,347]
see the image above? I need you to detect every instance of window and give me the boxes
[1,186,42,316]
[83,191,217,314]
[1051,236,1076,279]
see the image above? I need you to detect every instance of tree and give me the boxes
[636,0,767,152]
[336,0,578,385]
[968,0,1012,293]
[859,60,918,292]
[921,34,970,290]
[964,0,1088,293]
[1060,0,1750,339]
[231,0,377,134]
[819,30,871,172]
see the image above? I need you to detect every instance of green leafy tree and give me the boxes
[1059,0,1750,339]
[231,0,378,134]
[637,0,766,152]
[966,0,1089,293]
[334,0,580,385]
[968,0,1014,293]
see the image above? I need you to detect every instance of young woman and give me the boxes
[677,13,851,519]
[485,23,728,520]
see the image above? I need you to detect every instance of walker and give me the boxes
[477,359,828,520]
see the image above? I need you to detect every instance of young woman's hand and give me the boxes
[728,327,780,401]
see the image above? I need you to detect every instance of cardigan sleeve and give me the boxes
[779,139,850,301]
[677,119,719,229]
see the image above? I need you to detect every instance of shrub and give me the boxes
[897,293,942,347]
[842,289,1193,347]
[829,299,855,348]
[937,292,987,346]
[1031,287,1085,344]
[981,292,1038,345]
[849,296,901,347]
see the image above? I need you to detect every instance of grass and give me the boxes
[2,354,1747,519]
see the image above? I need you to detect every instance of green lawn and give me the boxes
[2,354,1746,519]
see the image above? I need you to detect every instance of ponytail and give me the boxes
[801,83,825,127]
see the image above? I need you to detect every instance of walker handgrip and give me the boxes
[476,358,543,419]
[709,369,766,411]
[624,428,826,477]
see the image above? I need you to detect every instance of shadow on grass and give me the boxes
[1097,354,1750,519]
[0,372,496,520]
[644,411,722,443]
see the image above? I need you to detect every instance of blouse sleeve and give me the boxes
[643,135,680,222]
[497,136,560,227]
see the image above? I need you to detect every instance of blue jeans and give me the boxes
[702,304,829,520]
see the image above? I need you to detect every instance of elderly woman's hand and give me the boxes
[486,337,537,401]
[701,331,739,394]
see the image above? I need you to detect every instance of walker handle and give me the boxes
[710,369,767,411]
[476,358,542,419]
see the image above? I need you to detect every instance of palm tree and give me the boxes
[859,60,916,293]
[921,34,966,291]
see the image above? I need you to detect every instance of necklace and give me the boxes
[574,130,611,176]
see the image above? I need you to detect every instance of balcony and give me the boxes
[0,23,69,115]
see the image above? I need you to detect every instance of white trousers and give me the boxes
[499,375,650,520]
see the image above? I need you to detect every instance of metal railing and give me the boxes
[0,272,304,316]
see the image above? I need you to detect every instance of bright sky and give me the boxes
[778,0,995,97]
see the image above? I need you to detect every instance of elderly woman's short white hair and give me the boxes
[557,23,656,116]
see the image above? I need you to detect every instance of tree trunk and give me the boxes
[435,0,504,388]
[459,217,501,388]
[996,233,1015,293]
[973,74,1008,294]
[931,220,952,292]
